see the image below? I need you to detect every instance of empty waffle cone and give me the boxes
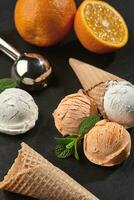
[69,58,123,91]
[0,143,99,200]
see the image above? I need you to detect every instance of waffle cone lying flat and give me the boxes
[69,58,124,117]
[0,143,99,200]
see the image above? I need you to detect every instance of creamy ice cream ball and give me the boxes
[104,80,134,128]
[53,93,98,136]
[84,120,131,167]
[0,88,38,135]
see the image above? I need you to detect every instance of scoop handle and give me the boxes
[0,37,21,61]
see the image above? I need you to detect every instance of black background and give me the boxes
[0,0,134,200]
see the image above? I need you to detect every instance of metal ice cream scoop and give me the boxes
[0,38,52,91]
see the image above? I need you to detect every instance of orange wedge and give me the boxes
[74,0,128,53]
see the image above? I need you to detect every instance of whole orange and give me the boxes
[14,0,76,46]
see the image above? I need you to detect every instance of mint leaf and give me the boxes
[55,115,100,160]
[55,144,74,159]
[66,141,75,149]
[0,78,17,93]
[55,136,77,159]
[78,114,100,136]
[55,137,75,145]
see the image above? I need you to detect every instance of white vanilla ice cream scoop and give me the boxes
[0,88,38,135]
[88,80,134,128]
[103,81,134,128]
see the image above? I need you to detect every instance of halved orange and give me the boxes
[74,0,128,53]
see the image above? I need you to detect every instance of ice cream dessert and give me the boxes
[88,80,134,128]
[84,120,131,167]
[104,81,134,127]
[69,58,134,128]
[0,88,38,135]
[53,93,98,136]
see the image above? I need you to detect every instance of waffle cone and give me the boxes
[0,143,99,200]
[69,58,123,91]
[87,82,108,118]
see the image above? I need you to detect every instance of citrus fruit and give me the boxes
[74,0,128,53]
[14,0,76,47]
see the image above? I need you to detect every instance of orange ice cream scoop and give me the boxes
[84,120,131,167]
[53,93,98,136]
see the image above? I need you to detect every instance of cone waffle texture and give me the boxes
[87,82,108,118]
[69,58,123,91]
[0,143,99,200]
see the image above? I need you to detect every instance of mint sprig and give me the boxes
[79,114,101,136]
[55,144,74,159]
[55,114,100,160]
[55,136,80,160]
[0,78,17,93]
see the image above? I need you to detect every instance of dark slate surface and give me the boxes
[0,0,134,200]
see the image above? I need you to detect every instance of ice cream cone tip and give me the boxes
[69,58,123,90]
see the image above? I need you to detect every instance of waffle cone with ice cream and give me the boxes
[69,58,123,117]
[69,58,134,128]
[0,143,99,200]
